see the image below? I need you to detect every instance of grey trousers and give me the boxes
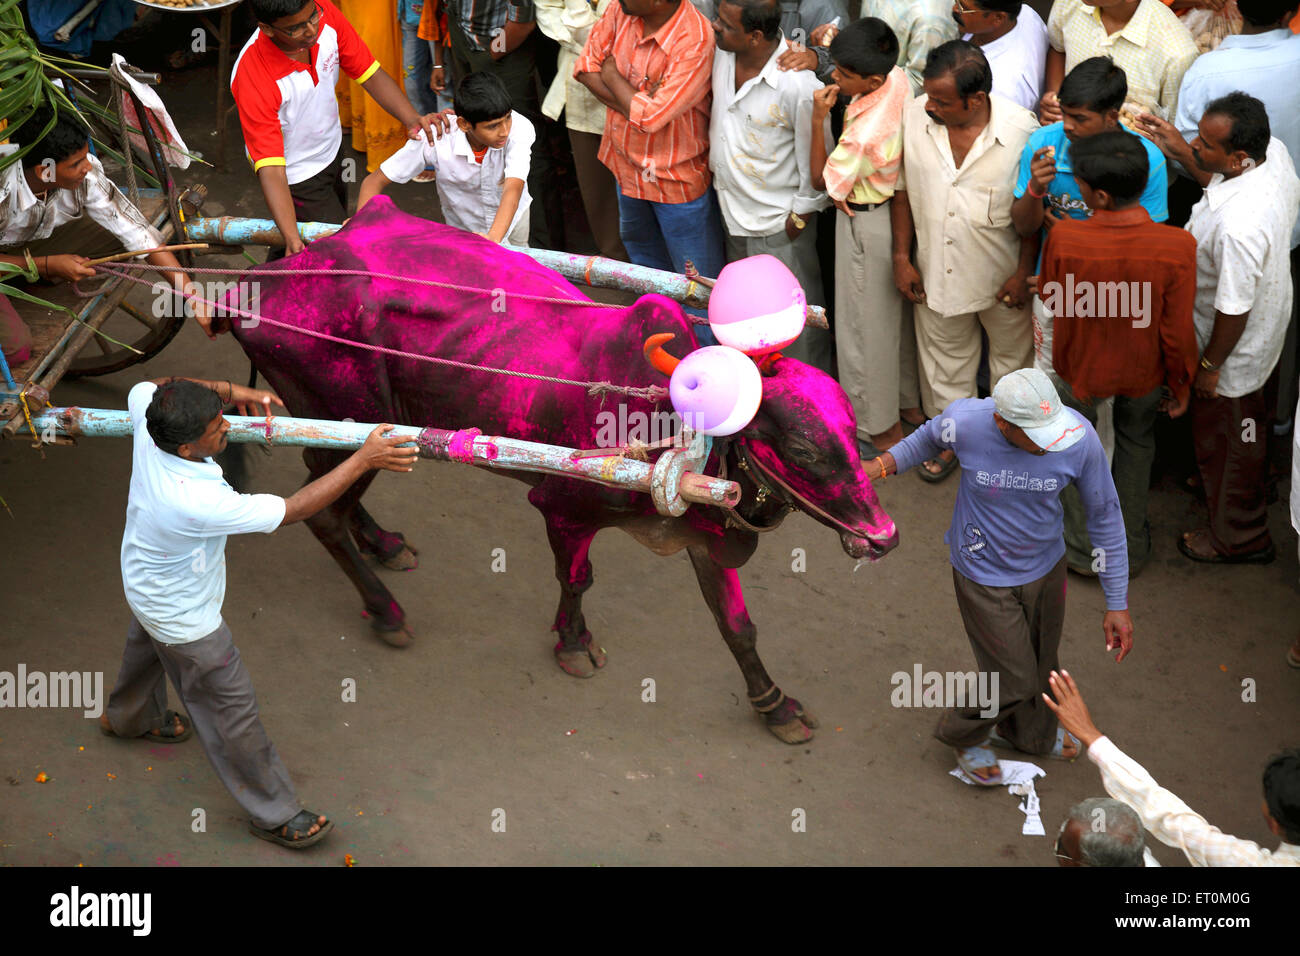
[1056,378,1161,574]
[106,616,300,831]
[833,202,920,437]
[724,213,833,375]
[934,557,1068,754]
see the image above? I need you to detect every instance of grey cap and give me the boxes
[993,368,1085,452]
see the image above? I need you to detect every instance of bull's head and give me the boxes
[646,337,898,561]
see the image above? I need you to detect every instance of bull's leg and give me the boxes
[686,545,819,744]
[301,449,413,648]
[349,502,420,571]
[541,511,607,678]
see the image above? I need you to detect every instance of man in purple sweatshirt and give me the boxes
[864,367,1135,785]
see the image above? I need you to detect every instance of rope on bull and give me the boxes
[84,264,671,405]
[92,260,717,326]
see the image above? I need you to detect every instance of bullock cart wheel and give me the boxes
[65,302,187,379]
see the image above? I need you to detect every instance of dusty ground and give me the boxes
[2,41,1298,868]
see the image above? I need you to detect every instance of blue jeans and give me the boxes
[617,188,724,342]
[401,19,440,116]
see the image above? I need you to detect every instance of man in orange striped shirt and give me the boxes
[575,0,724,330]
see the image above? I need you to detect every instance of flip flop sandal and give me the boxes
[858,438,885,461]
[101,710,192,744]
[250,810,334,849]
[954,744,1002,786]
[1047,727,1080,761]
[919,454,959,484]
[1286,640,1300,669]
[1177,534,1275,565]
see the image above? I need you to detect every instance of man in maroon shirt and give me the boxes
[1037,130,1197,577]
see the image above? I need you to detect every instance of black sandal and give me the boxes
[919,453,959,483]
[101,710,192,743]
[250,810,334,849]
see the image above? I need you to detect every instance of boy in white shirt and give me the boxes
[359,72,535,245]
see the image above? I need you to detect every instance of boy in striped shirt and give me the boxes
[810,17,923,459]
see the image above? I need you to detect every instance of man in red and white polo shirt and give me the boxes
[232,0,437,258]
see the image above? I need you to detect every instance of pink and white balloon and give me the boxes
[706,254,807,356]
[668,346,763,437]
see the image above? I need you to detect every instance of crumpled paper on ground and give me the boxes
[950,759,1047,835]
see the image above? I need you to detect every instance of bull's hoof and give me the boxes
[371,621,415,648]
[357,533,419,571]
[554,633,607,678]
[379,544,419,572]
[762,695,819,744]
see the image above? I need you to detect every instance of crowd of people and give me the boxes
[2,0,1297,862]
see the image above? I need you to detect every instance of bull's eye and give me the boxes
[786,442,818,465]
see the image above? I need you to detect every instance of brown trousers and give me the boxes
[568,128,626,263]
[1192,375,1276,556]
[934,557,1068,753]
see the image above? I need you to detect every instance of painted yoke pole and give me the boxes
[181,217,830,328]
[21,408,740,511]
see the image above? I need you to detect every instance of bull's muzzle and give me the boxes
[840,523,899,562]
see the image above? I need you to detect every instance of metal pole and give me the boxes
[19,408,742,511]
[181,217,831,328]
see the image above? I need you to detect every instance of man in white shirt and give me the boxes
[954,0,1049,113]
[1046,669,1300,867]
[1176,93,1300,564]
[103,376,417,848]
[710,0,832,371]
[358,72,535,245]
[890,39,1039,481]
[1172,0,1300,431]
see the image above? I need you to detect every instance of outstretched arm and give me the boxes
[1045,670,1276,866]
[281,425,418,525]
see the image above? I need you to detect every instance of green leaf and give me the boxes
[0,281,70,315]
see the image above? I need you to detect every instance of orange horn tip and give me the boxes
[643,332,681,376]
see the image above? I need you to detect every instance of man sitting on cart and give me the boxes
[0,105,211,364]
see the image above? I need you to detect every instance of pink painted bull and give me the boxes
[228,196,898,743]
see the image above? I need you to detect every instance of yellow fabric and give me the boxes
[335,0,407,173]
[252,156,287,171]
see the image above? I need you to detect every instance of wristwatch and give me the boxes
[1199,355,1220,372]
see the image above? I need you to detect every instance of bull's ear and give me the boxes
[628,293,690,332]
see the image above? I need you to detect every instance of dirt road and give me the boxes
[1,63,1296,868]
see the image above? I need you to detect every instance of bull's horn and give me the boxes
[643,333,681,375]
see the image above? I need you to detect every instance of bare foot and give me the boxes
[99,712,184,739]
[277,815,327,841]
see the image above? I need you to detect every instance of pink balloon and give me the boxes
[707,255,807,356]
[668,346,763,437]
